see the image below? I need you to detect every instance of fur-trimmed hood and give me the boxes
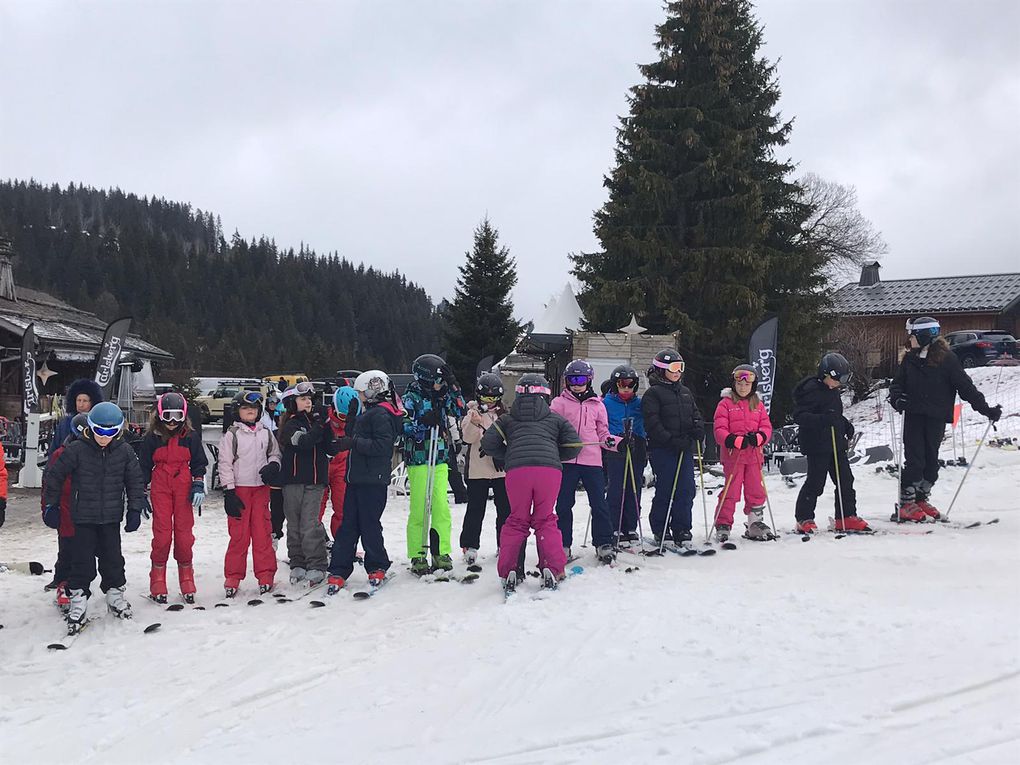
[64,379,104,416]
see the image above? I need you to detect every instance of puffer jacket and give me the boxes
[402,381,467,466]
[218,422,282,489]
[641,373,705,451]
[347,401,405,485]
[792,376,853,455]
[43,436,146,525]
[713,390,773,465]
[480,395,581,472]
[603,392,646,463]
[137,429,208,486]
[460,401,505,480]
[889,342,993,423]
[48,378,104,456]
[279,411,336,486]
[550,388,617,466]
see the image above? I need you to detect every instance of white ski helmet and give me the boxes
[354,370,391,403]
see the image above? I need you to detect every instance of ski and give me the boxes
[502,570,519,601]
[466,564,483,573]
[352,573,395,600]
[48,619,161,650]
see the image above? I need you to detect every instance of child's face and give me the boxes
[239,404,259,423]
[296,395,312,413]
[734,378,753,396]
[665,369,682,383]
[823,376,841,389]
[94,433,114,447]
[908,335,920,349]
[165,419,180,431]
[75,394,93,414]
[569,383,587,395]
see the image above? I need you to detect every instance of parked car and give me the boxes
[195,379,266,423]
[945,330,1018,368]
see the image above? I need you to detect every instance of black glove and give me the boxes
[259,462,281,485]
[335,436,355,452]
[124,510,141,533]
[309,409,323,425]
[843,418,855,439]
[740,433,755,449]
[985,404,1002,423]
[493,458,506,473]
[891,393,907,413]
[420,408,442,428]
[723,434,739,449]
[616,433,632,450]
[440,364,458,388]
[43,504,61,529]
[224,489,245,519]
[346,398,360,421]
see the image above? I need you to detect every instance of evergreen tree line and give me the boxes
[0,179,441,376]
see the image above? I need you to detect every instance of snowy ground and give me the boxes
[2,372,1020,764]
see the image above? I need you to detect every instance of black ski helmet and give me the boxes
[731,363,759,395]
[475,372,504,400]
[515,373,551,401]
[817,352,852,385]
[906,316,941,347]
[71,412,90,440]
[412,354,446,386]
[232,389,265,420]
[610,365,640,396]
[650,349,685,378]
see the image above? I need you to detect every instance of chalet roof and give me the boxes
[833,272,1020,317]
[0,286,173,360]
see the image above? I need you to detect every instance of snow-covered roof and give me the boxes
[531,283,585,334]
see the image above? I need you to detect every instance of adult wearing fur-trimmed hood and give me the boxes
[48,379,104,457]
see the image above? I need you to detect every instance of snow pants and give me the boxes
[150,469,195,567]
[53,533,74,584]
[328,483,391,580]
[556,463,612,548]
[67,522,125,598]
[447,452,468,503]
[318,454,348,539]
[900,413,945,502]
[606,452,645,535]
[648,447,696,537]
[714,450,766,526]
[270,487,284,538]
[224,485,277,587]
[283,483,329,573]
[407,463,451,558]
[795,450,858,521]
[498,467,567,578]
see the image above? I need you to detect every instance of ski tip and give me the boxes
[275,598,293,604]
[246,599,263,607]
[352,592,371,600]
[272,593,287,599]
[309,600,327,607]
[166,604,185,612]
[143,623,161,634]
[193,606,206,611]
[214,602,230,608]
[801,535,811,542]
[47,643,68,650]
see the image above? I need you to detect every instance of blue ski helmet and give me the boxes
[907,316,940,347]
[333,385,362,417]
[87,401,125,437]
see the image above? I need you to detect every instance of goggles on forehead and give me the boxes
[293,381,315,396]
[159,409,186,423]
[733,370,756,383]
[565,375,591,386]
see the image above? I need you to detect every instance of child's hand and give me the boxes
[124,510,142,533]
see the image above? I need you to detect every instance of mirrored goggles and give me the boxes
[91,423,123,438]
[616,379,637,389]
[239,391,265,407]
[479,395,501,405]
[733,370,756,383]
[565,375,591,386]
[293,381,315,396]
[654,360,685,374]
[159,409,186,423]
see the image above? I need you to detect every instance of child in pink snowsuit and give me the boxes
[479,374,581,581]
[712,364,773,541]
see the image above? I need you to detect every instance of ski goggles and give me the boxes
[565,375,591,386]
[238,391,265,407]
[733,370,756,383]
[653,359,685,374]
[292,381,315,397]
[616,379,637,389]
[89,421,123,438]
[516,383,551,396]
[159,408,186,423]
[479,395,501,405]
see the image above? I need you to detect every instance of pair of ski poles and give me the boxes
[696,441,778,546]
[419,424,441,559]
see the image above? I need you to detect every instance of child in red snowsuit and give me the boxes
[712,365,774,542]
[318,408,350,540]
[137,393,208,603]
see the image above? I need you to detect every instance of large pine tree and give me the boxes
[442,218,521,394]
[572,0,827,415]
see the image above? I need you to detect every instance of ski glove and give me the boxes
[843,418,855,439]
[739,433,756,449]
[43,504,61,529]
[189,480,206,513]
[346,398,360,421]
[334,436,355,452]
[141,495,152,520]
[224,489,245,519]
[419,408,442,428]
[890,394,907,413]
[616,433,632,451]
[985,404,1002,423]
[259,462,281,485]
[124,510,142,533]
[724,434,743,450]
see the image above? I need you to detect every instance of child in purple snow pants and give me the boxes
[497,466,567,579]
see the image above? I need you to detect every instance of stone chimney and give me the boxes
[0,237,16,302]
[859,261,881,287]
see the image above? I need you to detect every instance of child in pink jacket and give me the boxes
[550,360,620,564]
[712,364,774,542]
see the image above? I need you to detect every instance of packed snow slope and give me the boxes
[2,367,1019,764]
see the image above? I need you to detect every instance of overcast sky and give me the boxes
[2,0,1017,323]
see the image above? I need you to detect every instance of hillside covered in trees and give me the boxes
[0,179,441,376]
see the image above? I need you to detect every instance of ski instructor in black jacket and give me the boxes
[889,317,1001,520]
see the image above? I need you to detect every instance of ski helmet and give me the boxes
[232,389,265,420]
[817,352,852,385]
[87,401,125,438]
[412,354,446,386]
[564,359,594,388]
[281,381,315,412]
[651,349,685,377]
[610,365,640,393]
[515,373,551,401]
[354,370,391,404]
[907,316,941,347]
[333,385,362,418]
[156,392,188,423]
[731,364,758,395]
[475,372,504,401]
[71,412,90,440]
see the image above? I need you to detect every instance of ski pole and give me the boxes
[614,445,633,550]
[831,426,847,538]
[889,404,901,514]
[421,424,439,557]
[581,505,592,548]
[695,441,711,544]
[626,448,647,547]
[707,451,739,541]
[658,450,685,556]
[943,419,994,521]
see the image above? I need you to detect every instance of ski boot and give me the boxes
[306,569,326,586]
[259,583,274,596]
[179,564,197,604]
[540,567,558,590]
[367,570,386,587]
[744,508,776,541]
[224,586,238,599]
[55,582,71,613]
[917,500,941,521]
[714,524,731,543]
[896,502,927,523]
[563,546,573,562]
[326,575,346,596]
[596,544,617,564]
[619,531,639,544]
[410,557,431,576]
[502,570,518,598]
[833,515,873,533]
[675,529,693,544]
[796,519,818,534]
[289,567,307,585]
[463,548,479,566]
[149,565,168,604]
[65,588,88,632]
[431,554,454,573]
[105,586,133,619]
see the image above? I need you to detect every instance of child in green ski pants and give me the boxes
[402,354,466,575]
